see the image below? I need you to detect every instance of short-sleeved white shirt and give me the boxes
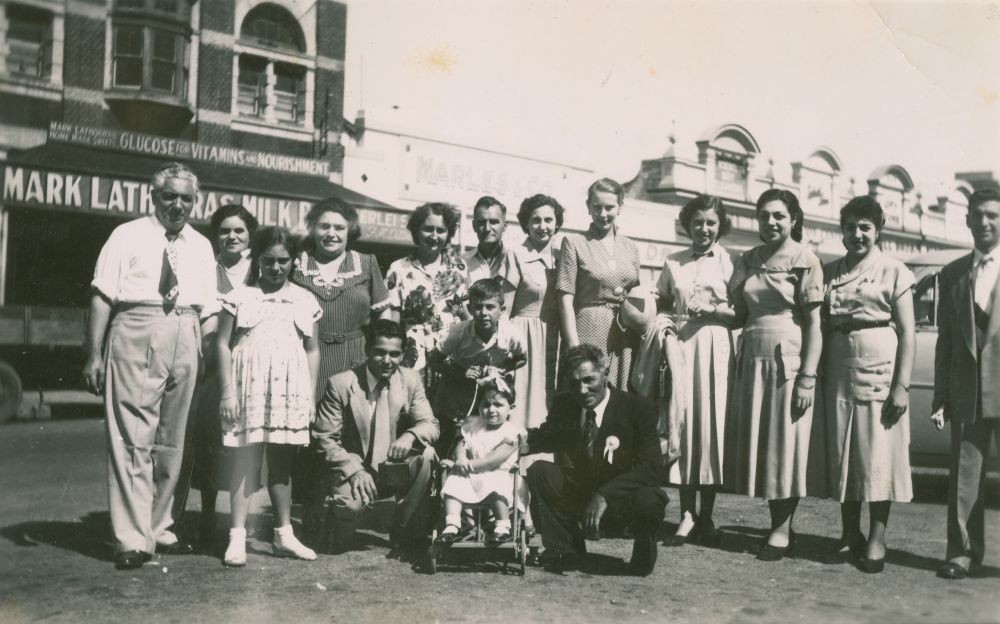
[91,215,218,317]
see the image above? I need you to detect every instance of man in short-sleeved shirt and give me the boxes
[465,195,513,283]
[83,162,217,570]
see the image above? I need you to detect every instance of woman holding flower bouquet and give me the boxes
[386,202,470,393]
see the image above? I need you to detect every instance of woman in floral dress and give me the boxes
[386,202,470,393]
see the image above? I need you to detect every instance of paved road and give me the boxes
[1,418,998,624]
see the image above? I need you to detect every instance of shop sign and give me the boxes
[399,136,591,206]
[47,122,331,178]
[0,165,410,244]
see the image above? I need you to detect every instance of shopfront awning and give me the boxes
[1,143,413,244]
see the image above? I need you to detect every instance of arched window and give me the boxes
[234,3,310,128]
[241,4,304,53]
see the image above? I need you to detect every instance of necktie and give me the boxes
[370,380,392,467]
[583,409,598,460]
[693,250,715,259]
[159,233,179,304]
[974,255,996,314]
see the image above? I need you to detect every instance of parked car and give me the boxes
[906,248,997,468]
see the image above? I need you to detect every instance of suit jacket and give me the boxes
[526,387,662,503]
[933,253,1000,421]
[313,365,440,482]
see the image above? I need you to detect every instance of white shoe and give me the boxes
[273,531,316,561]
[223,536,246,567]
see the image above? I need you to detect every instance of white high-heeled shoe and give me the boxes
[272,530,316,561]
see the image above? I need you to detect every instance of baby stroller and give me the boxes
[426,453,531,576]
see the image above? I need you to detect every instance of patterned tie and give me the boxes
[159,233,179,304]
[370,380,392,467]
[583,409,598,460]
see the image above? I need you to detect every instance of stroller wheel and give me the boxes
[426,530,438,574]
[518,519,527,576]
[427,545,437,574]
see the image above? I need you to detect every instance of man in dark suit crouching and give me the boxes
[522,344,667,576]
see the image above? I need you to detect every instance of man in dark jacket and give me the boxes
[523,344,667,576]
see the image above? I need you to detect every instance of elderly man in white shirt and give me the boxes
[83,162,218,570]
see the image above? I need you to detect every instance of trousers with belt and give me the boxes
[104,305,201,554]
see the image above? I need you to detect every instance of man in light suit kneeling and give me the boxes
[312,319,439,558]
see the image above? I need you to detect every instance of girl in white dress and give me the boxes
[217,226,322,567]
[439,376,527,543]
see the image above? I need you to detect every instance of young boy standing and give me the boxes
[431,278,528,455]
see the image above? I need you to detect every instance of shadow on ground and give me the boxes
[1,511,112,562]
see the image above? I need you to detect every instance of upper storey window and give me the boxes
[235,4,309,128]
[110,0,191,100]
[242,3,305,53]
[6,4,54,80]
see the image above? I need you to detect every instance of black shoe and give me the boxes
[628,532,658,576]
[860,557,885,574]
[756,531,795,562]
[697,522,722,549]
[822,534,865,564]
[662,529,695,548]
[114,550,152,570]
[937,561,969,580]
[539,551,581,573]
[156,540,196,555]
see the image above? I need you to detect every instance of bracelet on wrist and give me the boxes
[796,372,817,379]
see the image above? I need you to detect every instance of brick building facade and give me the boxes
[1,0,348,167]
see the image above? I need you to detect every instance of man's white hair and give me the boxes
[151,162,200,194]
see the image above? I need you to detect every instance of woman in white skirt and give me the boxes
[656,195,737,548]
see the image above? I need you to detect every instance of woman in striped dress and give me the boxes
[289,197,390,546]
[556,178,641,390]
[290,198,392,392]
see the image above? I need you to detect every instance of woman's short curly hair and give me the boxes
[406,202,460,245]
[209,204,259,240]
[756,189,804,242]
[839,196,885,231]
[679,195,731,239]
[306,197,361,243]
[516,194,565,234]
